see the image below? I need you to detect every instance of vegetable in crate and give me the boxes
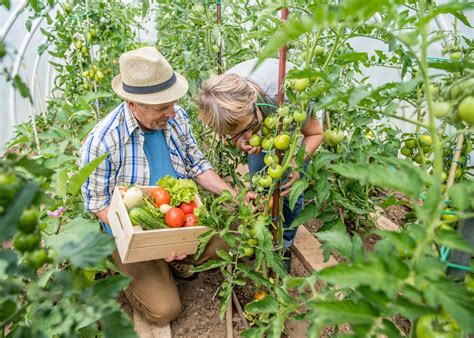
[157,176,198,207]
[123,187,144,209]
[129,200,167,230]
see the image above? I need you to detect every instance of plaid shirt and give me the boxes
[80,103,212,213]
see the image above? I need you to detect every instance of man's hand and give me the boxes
[164,253,187,263]
[280,171,300,196]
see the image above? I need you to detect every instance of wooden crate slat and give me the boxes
[126,241,201,263]
[130,226,208,248]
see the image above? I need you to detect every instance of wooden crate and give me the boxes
[107,186,208,264]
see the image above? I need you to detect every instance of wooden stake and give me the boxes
[446,134,464,189]
[225,265,233,338]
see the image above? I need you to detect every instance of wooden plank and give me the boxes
[130,226,208,247]
[125,241,201,264]
[292,226,338,272]
[133,309,171,338]
[370,207,400,232]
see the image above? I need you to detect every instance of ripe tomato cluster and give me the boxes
[149,188,198,228]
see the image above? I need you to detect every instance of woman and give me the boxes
[199,58,324,271]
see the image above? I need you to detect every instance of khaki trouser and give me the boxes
[113,235,227,326]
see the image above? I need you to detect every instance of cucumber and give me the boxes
[129,206,166,230]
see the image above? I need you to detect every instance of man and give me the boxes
[80,46,243,326]
[199,58,324,271]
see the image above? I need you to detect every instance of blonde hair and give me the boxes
[199,73,257,136]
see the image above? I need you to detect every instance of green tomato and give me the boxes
[0,172,20,204]
[247,238,258,246]
[0,41,6,58]
[264,116,277,130]
[283,115,293,126]
[18,208,39,233]
[274,134,291,151]
[292,78,310,92]
[258,175,273,188]
[455,168,463,179]
[419,134,433,146]
[314,45,325,56]
[324,130,345,147]
[13,232,41,253]
[429,84,439,96]
[449,52,462,61]
[416,314,459,338]
[248,134,261,147]
[261,126,271,136]
[261,137,273,150]
[458,96,474,125]
[422,146,432,154]
[441,172,448,181]
[405,138,417,149]
[432,101,451,118]
[268,165,284,179]
[441,209,458,222]
[0,299,16,320]
[74,40,83,49]
[400,146,412,156]
[413,153,424,164]
[242,246,255,257]
[264,153,279,166]
[293,110,307,123]
[25,250,49,270]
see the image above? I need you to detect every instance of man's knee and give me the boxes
[141,297,182,326]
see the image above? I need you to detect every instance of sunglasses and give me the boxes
[224,103,260,143]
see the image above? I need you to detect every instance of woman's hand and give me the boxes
[234,131,261,154]
[280,171,300,196]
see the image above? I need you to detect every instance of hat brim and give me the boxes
[111,72,189,105]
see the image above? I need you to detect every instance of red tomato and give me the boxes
[149,187,170,207]
[184,214,198,227]
[165,208,186,228]
[179,201,197,214]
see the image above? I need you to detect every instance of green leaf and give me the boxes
[419,3,474,28]
[425,280,474,332]
[435,229,474,254]
[13,75,31,101]
[67,154,108,196]
[58,232,115,268]
[289,179,308,211]
[194,229,216,260]
[317,225,353,258]
[16,156,54,177]
[0,182,39,242]
[310,299,377,324]
[331,162,425,200]
[102,312,136,338]
[45,217,101,252]
[245,296,279,315]
[349,86,370,107]
[290,202,319,229]
[92,274,130,299]
[448,182,474,211]
[191,259,227,273]
[319,257,400,297]
[215,248,232,262]
[257,15,314,65]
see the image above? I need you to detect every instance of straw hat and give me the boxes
[112,46,188,105]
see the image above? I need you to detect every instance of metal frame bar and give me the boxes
[0,0,28,42]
